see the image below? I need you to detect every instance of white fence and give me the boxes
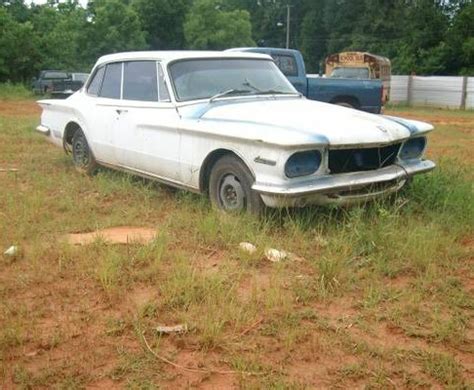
[390,75,473,109]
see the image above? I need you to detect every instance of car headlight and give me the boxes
[400,137,426,160]
[285,150,322,178]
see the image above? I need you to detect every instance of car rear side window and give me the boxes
[271,54,298,77]
[123,61,158,102]
[44,71,68,79]
[87,66,105,96]
[100,63,122,99]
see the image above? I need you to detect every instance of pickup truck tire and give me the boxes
[335,102,355,109]
[71,128,97,175]
[209,155,264,214]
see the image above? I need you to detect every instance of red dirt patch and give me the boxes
[0,100,41,117]
[66,226,157,245]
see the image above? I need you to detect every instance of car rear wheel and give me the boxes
[71,128,97,175]
[209,155,264,214]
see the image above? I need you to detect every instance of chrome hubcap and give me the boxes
[219,175,245,210]
[73,136,89,167]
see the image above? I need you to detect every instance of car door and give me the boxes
[81,62,123,165]
[113,61,181,181]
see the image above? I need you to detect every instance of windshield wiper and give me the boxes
[252,89,303,99]
[242,78,262,92]
[254,89,294,95]
[209,88,252,103]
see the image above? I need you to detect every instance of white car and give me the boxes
[36,51,435,213]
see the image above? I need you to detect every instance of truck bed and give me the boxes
[306,76,383,114]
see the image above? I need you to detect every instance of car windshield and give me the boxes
[169,58,298,102]
[330,67,370,79]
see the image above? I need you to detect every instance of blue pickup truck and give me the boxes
[228,48,383,114]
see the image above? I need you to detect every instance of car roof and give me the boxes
[227,47,301,56]
[96,50,271,66]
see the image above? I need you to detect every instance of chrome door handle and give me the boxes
[116,109,128,114]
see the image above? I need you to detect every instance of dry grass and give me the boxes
[0,100,473,388]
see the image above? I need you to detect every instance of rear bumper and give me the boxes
[35,125,50,135]
[35,124,62,147]
[253,159,435,208]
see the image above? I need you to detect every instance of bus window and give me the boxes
[330,67,370,79]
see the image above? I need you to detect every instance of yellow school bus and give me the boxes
[325,52,391,103]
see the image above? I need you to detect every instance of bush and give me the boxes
[0,82,33,100]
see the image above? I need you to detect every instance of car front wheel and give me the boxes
[71,128,97,175]
[209,155,264,214]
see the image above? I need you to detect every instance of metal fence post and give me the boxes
[407,75,413,107]
[460,76,468,110]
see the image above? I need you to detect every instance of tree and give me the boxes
[184,0,254,50]
[1,0,29,22]
[29,3,89,72]
[299,0,327,73]
[0,7,40,81]
[132,0,192,49]
[84,0,147,64]
[446,1,474,75]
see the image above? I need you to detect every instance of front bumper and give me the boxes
[253,159,435,208]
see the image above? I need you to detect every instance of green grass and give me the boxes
[0,103,472,388]
[0,82,34,100]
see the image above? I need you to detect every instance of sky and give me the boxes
[28,0,89,7]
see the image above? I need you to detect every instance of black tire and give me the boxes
[209,155,264,214]
[71,128,97,175]
[335,102,354,109]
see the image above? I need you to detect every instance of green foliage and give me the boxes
[0,8,40,81]
[0,82,33,99]
[0,0,147,82]
[184,0,254,49]
[132,0,192,49]
[0,0,472,81]
[299,3,326,74]
[84,0,147,62]
[29,4,89,71]
[446,2,474,75]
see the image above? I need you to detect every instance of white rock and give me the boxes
[265,248,288,262]
[156,324,188,334]
[239,242,257,254]
[3,245,18,256]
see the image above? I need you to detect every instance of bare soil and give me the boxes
[0,100,41,117]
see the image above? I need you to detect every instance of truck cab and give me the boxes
[228,47,383,114]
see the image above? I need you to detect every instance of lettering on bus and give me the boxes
[339,53,365,63]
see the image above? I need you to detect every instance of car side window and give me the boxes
[157,63,171,102]
[123,61,158,102]
[100,62,122,99]
[87,66,105,96]
[271,54,298,77]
